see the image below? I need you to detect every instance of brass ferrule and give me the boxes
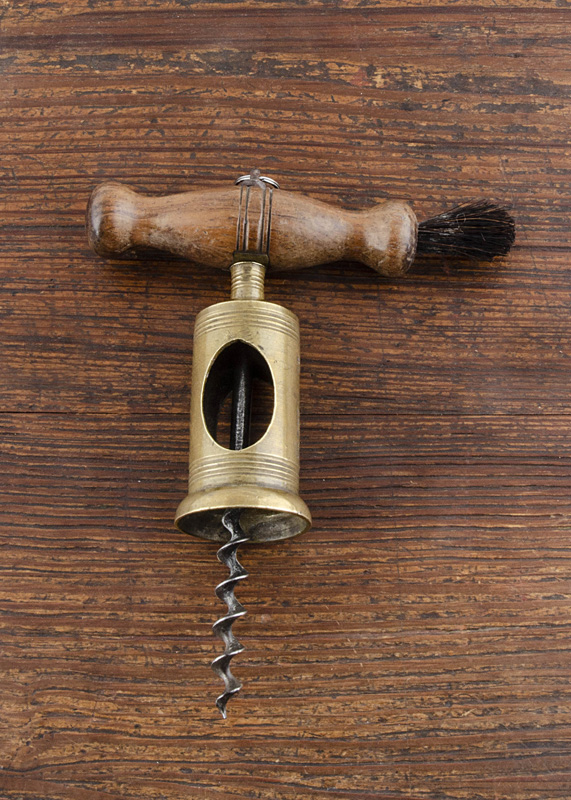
[230,261,266,300]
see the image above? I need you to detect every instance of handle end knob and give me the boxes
[87,182,140,258]
[359,200,418,278]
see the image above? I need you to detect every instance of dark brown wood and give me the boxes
[1,2,571,799]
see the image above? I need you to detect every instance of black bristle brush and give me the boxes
[416,200,515,262]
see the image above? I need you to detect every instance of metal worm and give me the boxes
[211,508,250,717]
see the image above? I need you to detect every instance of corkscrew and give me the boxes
[87,170,515,717]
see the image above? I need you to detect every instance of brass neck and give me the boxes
[230,261,266,300]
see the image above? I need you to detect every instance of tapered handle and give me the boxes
[87,182,418,277]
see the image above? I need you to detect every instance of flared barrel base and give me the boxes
[175,486,311,543]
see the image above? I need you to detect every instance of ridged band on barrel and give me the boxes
[194,304,299,341]
[189,453,299,492]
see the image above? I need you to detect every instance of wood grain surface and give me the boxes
[1,2,570,799]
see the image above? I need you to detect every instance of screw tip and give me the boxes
[216,696,229,719]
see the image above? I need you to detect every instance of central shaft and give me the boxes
[228,261,265,453]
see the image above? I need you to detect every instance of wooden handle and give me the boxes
[87,182,418,278]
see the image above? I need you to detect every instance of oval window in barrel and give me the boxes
[202,341,275,450]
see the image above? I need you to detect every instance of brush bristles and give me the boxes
[416,200,515,262]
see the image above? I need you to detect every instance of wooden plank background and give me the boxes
[1,2,570,798]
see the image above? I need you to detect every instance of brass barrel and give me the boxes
[175,286,311,543]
